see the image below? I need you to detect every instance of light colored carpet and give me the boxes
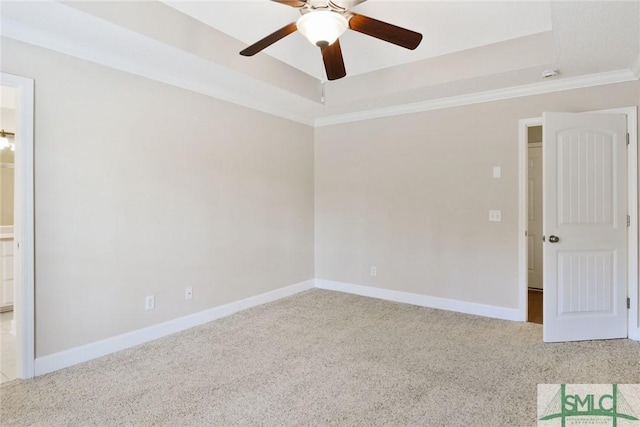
[1,289,639,426]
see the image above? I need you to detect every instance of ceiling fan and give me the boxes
[239,0,423,81]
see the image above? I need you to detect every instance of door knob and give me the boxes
[549,235,560,243]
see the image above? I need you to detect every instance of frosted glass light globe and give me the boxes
[296,11,348,47]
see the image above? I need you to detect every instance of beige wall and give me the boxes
[315,81,640,309]
[1,38,315,357]
[2,35,639,357]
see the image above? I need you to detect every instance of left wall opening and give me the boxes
[0,85,17,382]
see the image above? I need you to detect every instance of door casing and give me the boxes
[0,72,35,378]
[517,106,639,341]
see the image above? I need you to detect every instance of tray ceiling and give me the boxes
[1,1,638,125]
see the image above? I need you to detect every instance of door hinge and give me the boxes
[542,235,546,242]
[627,215,631,227]
[628,297,631,309]
[627,133,630,145]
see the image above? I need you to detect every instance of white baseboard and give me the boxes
[34,279,315,376]
[33,278,526,375]
[31,278,637,376]
[315,279,521,321]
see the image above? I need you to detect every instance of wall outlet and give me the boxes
[185,286,193,300]
[493,166,501,178]
[370,266,377,276]
[145,295,155,310]
[489,210,502,222]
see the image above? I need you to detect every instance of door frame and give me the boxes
[518,106,639,341]
[0,72,35,378]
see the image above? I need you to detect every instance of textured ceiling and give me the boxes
[1,1,639,125]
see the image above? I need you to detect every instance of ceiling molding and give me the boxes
[1,1,638,129]
[324,31,555,106]
[314,69,639,127]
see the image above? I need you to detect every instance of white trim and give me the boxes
[315,279,521,321]
[315,70,638,127]
[628,109,639,339]
[628,109,639,340]
[0,72,35,379]
[34,280,314,376]
[35,278,529,376]
[518,107,639,341]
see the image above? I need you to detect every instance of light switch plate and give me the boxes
[493,167,501,178]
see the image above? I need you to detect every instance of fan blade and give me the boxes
[349,14,422,50]
[240,22,298,56]
[321,39,347,81]
[271,0,307,7]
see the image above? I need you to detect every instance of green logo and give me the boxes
[539,384,639,426]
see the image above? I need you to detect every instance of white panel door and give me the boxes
[543,112,627,342]
[528,145,543,289]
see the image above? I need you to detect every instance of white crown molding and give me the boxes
[2,3,638,130]
[315,69,640,127]
[34,279,315,376]
[315,279,521,321]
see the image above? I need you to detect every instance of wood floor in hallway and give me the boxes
[528,288,542,324]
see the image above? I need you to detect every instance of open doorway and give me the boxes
[527,125,543,324]
[0,73,35,379]
[0,85,17,382]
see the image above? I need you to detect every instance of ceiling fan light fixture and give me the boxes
[297,11,348,47]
